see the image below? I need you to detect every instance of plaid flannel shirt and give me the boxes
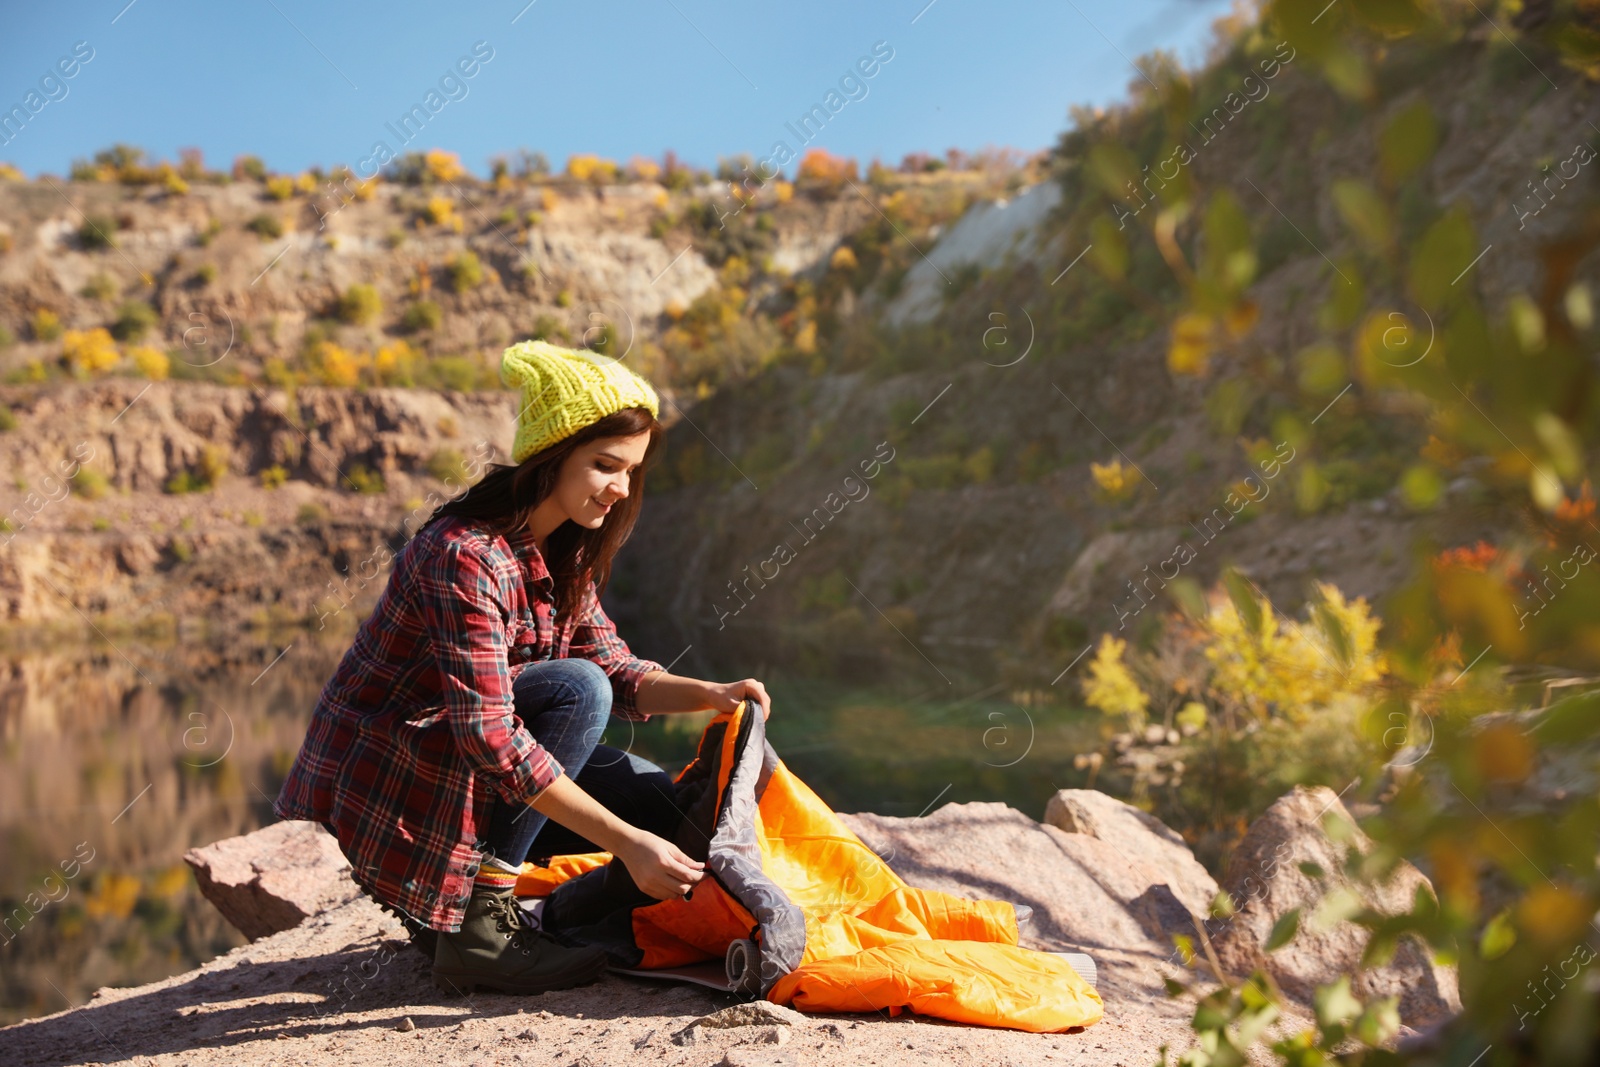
[273,513,667,931]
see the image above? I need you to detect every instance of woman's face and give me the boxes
[556,430,651,529]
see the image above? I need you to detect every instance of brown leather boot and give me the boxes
[432,884,610,995]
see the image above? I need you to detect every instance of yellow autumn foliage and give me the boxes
[373,339,418,385]
[1090,458,1135,500]
[1168,311,1213,375]
[84,872,141,920]
[1083,634,1151,729]
[127,344,170,380]
[424,195,458,228]
[61,328,120,376]
[307,340,368,387]
[424,149,465,183]
[566,154,619,184]
[1201,580,1383,721]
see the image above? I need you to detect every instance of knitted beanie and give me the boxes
[498,340,660,464]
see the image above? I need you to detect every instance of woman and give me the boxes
[274,339,772,996]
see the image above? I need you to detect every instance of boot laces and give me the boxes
[486,894,537,956]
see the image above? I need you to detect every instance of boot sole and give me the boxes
[432,954,610,996]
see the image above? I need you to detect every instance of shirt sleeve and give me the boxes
[566,580,667,723]
[417,537,564,804]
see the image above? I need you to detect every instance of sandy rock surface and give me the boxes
[6,794,1438,1066]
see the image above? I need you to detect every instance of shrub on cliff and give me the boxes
[69,468,109,500]
[447,252,485,293]
[61,328,120,377]
[246,214,284,240]
[77,214,119,250]
[336,284,382,326]
[31,309,62,341]
[164,445,228,494]
[343,464,386,494]
[127,344,169,380]
[110,301,158,342]
[401,300,441,333]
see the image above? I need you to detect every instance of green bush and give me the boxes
[0,406,14,432]
[258,464,289,489]
[246,213,284,239]
[401,300,442,332]
[425,448,468,483]
[344,463,386,494]
[295,502,328,525]
[529,313,565,342]
[0,324,13,348]
[110,300,158,342]
[336,283,382,325]
[448,251,485,293]
[78,215,118,250]
[425,355,488,392]
[164,444,228,493]
[69,467,110,500]
[80,273,117,301]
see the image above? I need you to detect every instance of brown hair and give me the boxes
[420,407,662,619]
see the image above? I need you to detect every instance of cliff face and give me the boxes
[0,379,512,635]
[0,176,842,381]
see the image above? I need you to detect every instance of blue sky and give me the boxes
[1,0,1239,178]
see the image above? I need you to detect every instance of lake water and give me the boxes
[0,627,1101,1024]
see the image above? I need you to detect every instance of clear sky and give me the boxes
[0,0,1239,178]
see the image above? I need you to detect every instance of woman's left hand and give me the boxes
[707,678,771,721]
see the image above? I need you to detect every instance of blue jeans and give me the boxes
[480,657,678,868]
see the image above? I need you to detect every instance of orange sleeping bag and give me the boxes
[515,698,1102,1033]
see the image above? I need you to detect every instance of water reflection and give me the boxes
[0,631,1098,1024]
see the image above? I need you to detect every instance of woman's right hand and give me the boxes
[616,830,705,900]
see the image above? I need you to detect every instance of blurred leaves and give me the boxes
[1378,99,1440,187]
[1332,179,1395,256]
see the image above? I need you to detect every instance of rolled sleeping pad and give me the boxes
[1014,904,1097,988]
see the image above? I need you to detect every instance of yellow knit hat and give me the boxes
[499,340,661,464]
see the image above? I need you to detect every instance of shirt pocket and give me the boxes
[506,609,543,667]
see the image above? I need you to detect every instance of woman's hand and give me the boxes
[615,829,706,900]
[707,678,771,720]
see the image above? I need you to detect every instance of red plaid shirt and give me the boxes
[273,513,667,931]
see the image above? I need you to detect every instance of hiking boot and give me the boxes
[432,884,610,995]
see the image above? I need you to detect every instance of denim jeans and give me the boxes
[479,657,678,868]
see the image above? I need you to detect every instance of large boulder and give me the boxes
[1043,788,1219,918]
[183,819,361,940]
[1209,785,1461,1027]
[838,795,1222,999]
